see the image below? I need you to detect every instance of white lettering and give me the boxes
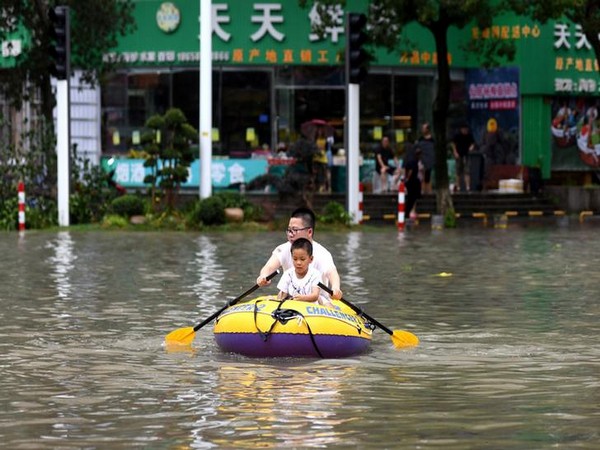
[308,3,345,43]
[554,23,571,49]
[213,4,231,42]
[251,3,285,42]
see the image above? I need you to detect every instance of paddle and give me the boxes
[318,283,419,348]
[165,269,280,346]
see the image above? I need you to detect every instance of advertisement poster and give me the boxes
[550,97,600,170]
[465,67,520,168]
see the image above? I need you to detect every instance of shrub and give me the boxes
[110,194,146,218]
[70,150,120,224]
[102,214,129,228]
[188,195,226,226]
[319,201,351,225]
[0,197,18,230]
[216,191,263,221]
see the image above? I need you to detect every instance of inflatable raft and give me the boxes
[214,296,373,358]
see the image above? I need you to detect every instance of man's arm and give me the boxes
[325,267,342,299]
[256,253,281,286]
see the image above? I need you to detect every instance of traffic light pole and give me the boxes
[199,0,212,200]
[51,5,71,226]
[57,79,70,227]
[345,13,367,225]
[346,83,360,224]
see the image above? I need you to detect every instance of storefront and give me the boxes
[100,0,470,162]
[4,1,600,188]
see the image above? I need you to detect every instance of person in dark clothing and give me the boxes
[374,136,399,192]
[451,123,476,192]
[403,147,422,220]
[416,123,435,194]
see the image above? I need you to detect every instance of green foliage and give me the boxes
[142,108,198,211]
[0,115,58,230]
[110,194,146,218]
[444,208,457,228]
[214,192,264,221]
[0,0,135,117]
[149,211,187,230]
[187,195,226,227]
[70,148,120,224]
[319,201,351,225]
[101,214,129,229]
[186,192,267,227]
[0,197,18,231]
[25,197,58,229]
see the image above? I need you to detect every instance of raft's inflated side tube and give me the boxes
[214,296,372,358]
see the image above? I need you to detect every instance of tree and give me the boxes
[0,0,135,121]
[142,108,198,211]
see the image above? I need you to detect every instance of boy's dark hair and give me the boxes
[291,237,313,256]
[291,207,316,230]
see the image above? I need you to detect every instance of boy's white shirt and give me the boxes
[276,266,323,301]
[272,240,336,283]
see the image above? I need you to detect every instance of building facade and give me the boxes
[3,1,600,188]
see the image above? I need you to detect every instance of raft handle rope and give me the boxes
[352,305,376,332]
[253,299,324,358]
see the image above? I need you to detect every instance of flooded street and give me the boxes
[0,223,598,449]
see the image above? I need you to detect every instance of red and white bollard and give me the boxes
[397,178,405,231]
[357,182,364,224]
[18,181,25,232]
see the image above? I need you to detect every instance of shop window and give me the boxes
[101,72,170,155]
[219,70,271,157]
[275,66,345,150]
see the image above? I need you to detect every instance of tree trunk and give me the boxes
[430,20,455,222]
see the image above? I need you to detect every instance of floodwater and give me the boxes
[0,221,599,449]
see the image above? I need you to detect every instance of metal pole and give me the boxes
[199,0,212,199]
[56,6,71,226]
[345,12,360,224]
[57,79,70,226]
[347,83,360,223]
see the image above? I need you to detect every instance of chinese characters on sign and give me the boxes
[469,81,519,111]
[110,158,268,188]
[105,2,349,65]
[553,23,600,93]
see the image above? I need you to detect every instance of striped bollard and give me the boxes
[358,182,364,224]
[397,178,405,231]
[18,181,25,232]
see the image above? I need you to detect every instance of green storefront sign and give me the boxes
[110,2,600,96]
[4,1,600,96]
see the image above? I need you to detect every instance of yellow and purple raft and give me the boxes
[214,296,373,358]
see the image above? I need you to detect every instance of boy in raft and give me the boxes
[277,238,332,306]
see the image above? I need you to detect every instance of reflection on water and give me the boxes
[47,231,76,300]
[188,363,359,449]
[338,232,363,290]
[0,226,599,449]
[190,235,226,310]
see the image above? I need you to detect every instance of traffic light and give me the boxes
[49,6,70,80]
[346,13,368,84]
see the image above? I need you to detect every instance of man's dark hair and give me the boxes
[291,237,313,256]
[291,207,316,230]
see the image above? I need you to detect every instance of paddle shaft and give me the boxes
[318,282,395,337]
[193,269,279,332]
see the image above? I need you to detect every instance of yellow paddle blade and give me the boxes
[165,327,195,346]
[390,330,419,348]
